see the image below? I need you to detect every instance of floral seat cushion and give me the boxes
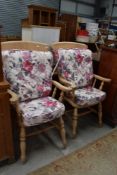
[19,96,65,126]
[2,50,53,101]
[74,87,106,106]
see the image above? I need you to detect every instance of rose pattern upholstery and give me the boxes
[74,87,106,106]
[2,50,65,126]
[54,48,93,88]
[2,50,53,101]
[19,97,65,126]
[55,48,106,106]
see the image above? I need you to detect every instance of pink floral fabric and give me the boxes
[74,87,106,106]
[2,50,53,101]
[2,49,65,125]
[54,48,93,88]
[19,97,65,126]
[53,48,106,106]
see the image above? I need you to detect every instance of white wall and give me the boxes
[22,26,60,44]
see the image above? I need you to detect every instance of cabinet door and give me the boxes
[98,47,117,126]
[0,111,7,160]
[40,10,50,26]
[56,21,67,41]
[60,14,77,41]
[0,92,14,161]
[33,10,40,25]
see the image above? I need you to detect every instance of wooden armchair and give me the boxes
[1,41,70,163]
[51,42,111,137]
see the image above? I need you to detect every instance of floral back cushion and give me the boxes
[54,48,93,88]
[2,50,53,101]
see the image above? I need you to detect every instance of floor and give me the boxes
[0,114,113,175]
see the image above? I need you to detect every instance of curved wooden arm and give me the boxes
[7,89,22,122]
[52,80,73,92]
[58,76,77,89]
[94,74,111,83]
[7,89,19,104]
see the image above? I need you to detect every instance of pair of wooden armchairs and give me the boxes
[1,41,111,163]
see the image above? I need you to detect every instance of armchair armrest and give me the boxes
[58,76,77,90]
[52,80,73,92]
[94,74,111,83]
[7,89,21,121]
[93,74,111,90]
[7,89,19,105]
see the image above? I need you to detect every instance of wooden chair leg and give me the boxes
[72,108,78,138]
[98,102,103,127]
[59,116,67,148]
[20,125,26,163]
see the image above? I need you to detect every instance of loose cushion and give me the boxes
[19,96,65,126]
[54,48,93,88]
[74,87,106,106]
[2,50,53,101]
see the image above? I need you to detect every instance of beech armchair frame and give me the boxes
[2,41,71,163]
[51,42,111,137]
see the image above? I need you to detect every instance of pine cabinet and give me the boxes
[22,5,57,27]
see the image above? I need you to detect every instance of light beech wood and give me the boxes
[51,42,111,137]
[59,117,67,148]
[2,41,67,163]
[98,102,103,127]
[51,42,88,50]
[72,108,78,138]
[52,80,73,92]
[2,41,49,51]
[58,76,77,89]
[93,74,111,83]
[7,89,19,104]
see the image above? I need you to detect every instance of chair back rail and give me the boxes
[2,41,49,51]
[51,42,88,50]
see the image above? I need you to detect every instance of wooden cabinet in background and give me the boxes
[0,33,14,164]
[56,21,67,41]
[0,81,14,164]
[22,5,57,27]
[21,5,78,42]
[98,47,117,127]
[58,14,77,41]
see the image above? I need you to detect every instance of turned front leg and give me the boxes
[72,108,78,138]
[59,116,67,148]
[20,125,26,163]
[98,102,103,127]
